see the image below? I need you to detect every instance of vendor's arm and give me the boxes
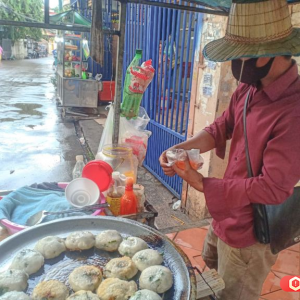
[204,116,300,221]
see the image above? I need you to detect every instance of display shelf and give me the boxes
[56,31,99,108]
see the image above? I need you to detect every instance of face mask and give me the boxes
[231,57,275,85]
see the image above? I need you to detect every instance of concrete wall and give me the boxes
[185,4,300,220]
[12,39,27,59]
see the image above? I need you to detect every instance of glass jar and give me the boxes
[96,144,138,183]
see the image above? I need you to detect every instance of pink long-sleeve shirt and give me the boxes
[203,62,300,248]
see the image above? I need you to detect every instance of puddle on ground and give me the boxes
[11,103,43,117]
[0,118,16,122]
[26,125,36,129]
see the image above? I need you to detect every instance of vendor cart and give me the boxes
[56,32,100,108]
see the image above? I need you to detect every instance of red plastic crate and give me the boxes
[98,81,115,102]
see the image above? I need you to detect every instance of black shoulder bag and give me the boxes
[243,90,300,255]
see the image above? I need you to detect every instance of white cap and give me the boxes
[112,171,120,180]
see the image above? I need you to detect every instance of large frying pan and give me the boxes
[0,216,197,300]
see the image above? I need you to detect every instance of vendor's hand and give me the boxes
[173,158,204,193]
[159,149,176,177]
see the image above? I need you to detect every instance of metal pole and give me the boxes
[44,0,50,24]
[112,2,127,144]
[0,20,120,34]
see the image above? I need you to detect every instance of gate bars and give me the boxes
[121,0,202,197]
[112,0,227,145]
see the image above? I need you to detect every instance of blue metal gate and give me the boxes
[123,1,202,198]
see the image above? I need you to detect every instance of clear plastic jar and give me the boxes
[96,144,138,183]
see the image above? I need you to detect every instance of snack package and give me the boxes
[166,149,204,170]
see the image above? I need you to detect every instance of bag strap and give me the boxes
[243,89,254,178]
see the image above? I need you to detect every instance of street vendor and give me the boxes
[159,0,300,299]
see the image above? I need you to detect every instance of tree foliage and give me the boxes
[0,0,44,41]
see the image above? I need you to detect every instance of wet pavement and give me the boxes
[0,57,83,190]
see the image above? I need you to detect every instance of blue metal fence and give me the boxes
[123,1,202,198]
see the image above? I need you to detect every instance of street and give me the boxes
[0,57,82,190]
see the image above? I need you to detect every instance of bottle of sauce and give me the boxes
[106,172,123,216]
[120,177,137,215]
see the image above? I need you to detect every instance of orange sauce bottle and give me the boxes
[120,177,137,215]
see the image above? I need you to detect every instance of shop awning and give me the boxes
[50,10,91,27]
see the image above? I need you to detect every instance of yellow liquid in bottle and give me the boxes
[123,171,136,183]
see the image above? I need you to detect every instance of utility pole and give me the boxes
[59,0,63,12]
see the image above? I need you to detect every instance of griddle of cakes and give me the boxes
[118,237,148,258]
[32,280,69,300]
[95,230,123,252]
[139,266,173,293]
[65,231,95,251]
[0,291,32,300]
[104,257,138,280]
[66,290,100,300]
[0,269,28,293]
[129,289,162,300]
[34,236,66,259]
[10,249,44,275]
[132,249,163,271]
[97,278,137,300]
[69,265,102,292]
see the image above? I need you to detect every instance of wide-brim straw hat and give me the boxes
[203,0,300,62]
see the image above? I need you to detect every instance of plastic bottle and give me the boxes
[106,172,123,216]
[121,50,143,119]
[72,155,85,179]
[120,177,137,215]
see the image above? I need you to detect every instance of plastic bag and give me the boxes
[187,149,204,170]
[120,115,151,167]
[128,106,150,130]
[82,40,90,59]
[123,130,151,167]
[97,105,151,166]
[166,149,204,170]
[166,149,187,169]
[97,104,114,155]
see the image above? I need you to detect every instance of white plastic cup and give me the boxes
[65,178,100,207]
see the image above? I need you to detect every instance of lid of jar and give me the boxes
[82,160,113,192]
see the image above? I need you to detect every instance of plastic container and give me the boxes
[82,160,113,192]
[96,145,138,183]
[120,177,137,215]
[65,178,100,207]
[98,81,116,102]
